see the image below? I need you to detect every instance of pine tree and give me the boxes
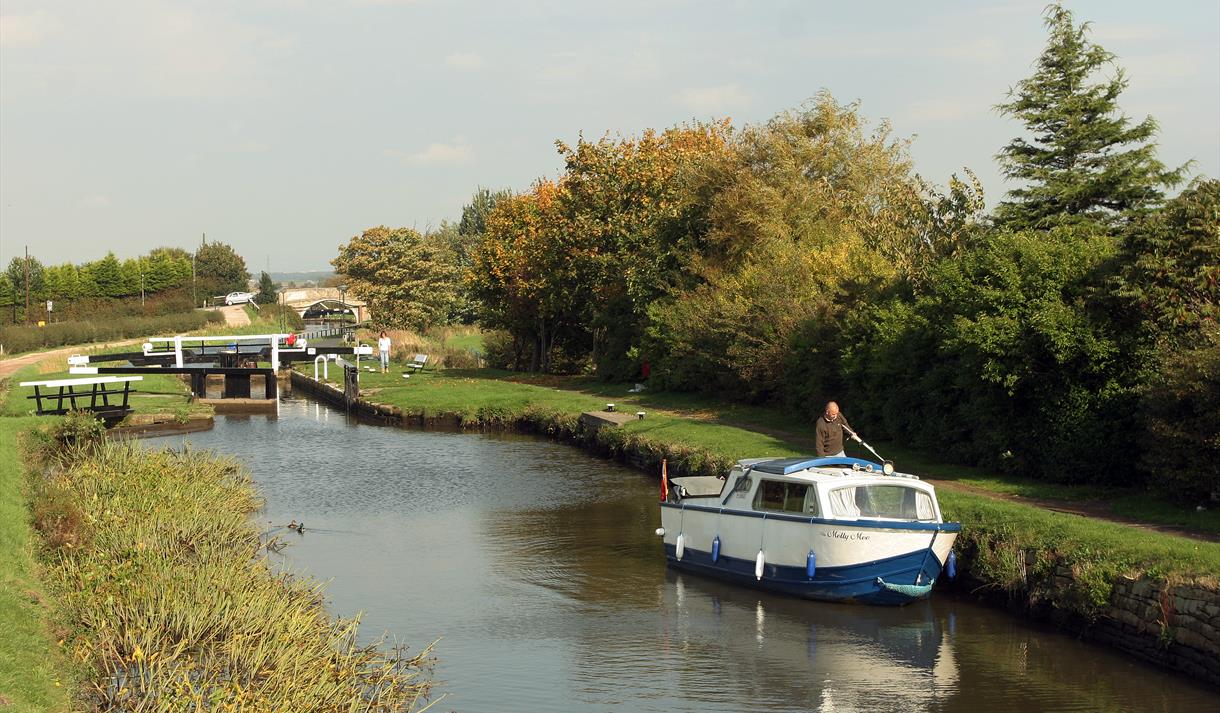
[256,271,279,304]
[994,4,1188,231]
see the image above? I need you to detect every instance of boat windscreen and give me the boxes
[669,476,726,497]
[828,485,937,521]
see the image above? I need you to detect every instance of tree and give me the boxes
[552,121,731,374]
[83,253,128,298]
[195,241,251,298]
[255,271,279,304]
[1112,178,1220,348]
[844,227,1137,481]
[459,187,512,238]
[5,255,45,313]
[468,182,576,372]
[332,226,460,332]
[1139,325,1220,500]
[643,94,980,400]
[994,4,1187,231]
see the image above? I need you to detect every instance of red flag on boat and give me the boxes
[660,458,669,502]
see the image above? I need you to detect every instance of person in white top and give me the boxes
[377,331,392,373]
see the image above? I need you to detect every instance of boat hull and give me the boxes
[664,543,947,605]
[660,503,960,605]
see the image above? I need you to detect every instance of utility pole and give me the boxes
[24,246,30,324]
[192,232,202,307]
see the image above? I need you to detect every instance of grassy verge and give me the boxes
[21,426,432,709]
[2,361,208,423]
[303,365,1220,597]
[940,490,1220,614]
[350,368,1220,536]
[1,354,208,710]
[0,418,72,712]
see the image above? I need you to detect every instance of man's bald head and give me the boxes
[824,401,840,420]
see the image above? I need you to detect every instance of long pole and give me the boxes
[24,246,30,324]
[192,233,200,306]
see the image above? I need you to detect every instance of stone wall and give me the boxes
[949,550,1220,688]
[1094,575,1220,685]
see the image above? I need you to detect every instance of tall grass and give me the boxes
[367,326,484,369]
[27,435,433,711]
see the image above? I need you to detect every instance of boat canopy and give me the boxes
[751,456,885,475]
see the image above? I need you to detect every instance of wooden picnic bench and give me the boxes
[19,375,143,417]
[404,354,429,373]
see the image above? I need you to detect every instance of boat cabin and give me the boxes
[669,456,945,524]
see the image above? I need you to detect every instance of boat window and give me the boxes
[753,480,815,515]
[730,475,753,497]
[827,485,937,521]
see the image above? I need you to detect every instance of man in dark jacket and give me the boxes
[815,401,857,457]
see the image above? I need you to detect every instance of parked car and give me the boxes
[224,291,256,305]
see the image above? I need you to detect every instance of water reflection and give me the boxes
[145,396,1218,712]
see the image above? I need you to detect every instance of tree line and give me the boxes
[332,5,1217,499]
[1,240,254,321]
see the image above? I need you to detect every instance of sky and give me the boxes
[1,0,1217,272]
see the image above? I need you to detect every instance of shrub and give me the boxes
[481,330,520,370]
[0,309,224,355]
[1140,325,1220,501]
[845,228,1140,483]
[30,478,92,552]
[25,411,107,466]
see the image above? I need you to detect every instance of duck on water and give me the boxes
[656,453,961,606]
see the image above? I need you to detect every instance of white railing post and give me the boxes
[271,336,280,371]
[174,335,184,368]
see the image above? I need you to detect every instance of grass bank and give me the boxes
[22,425,432,710]
[2,360,210,425]
[303,364,1220,606]
[0,418,71,712]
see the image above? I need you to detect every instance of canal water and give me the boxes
[146,395,1219,712]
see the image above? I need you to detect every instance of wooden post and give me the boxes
[343,365,359,411]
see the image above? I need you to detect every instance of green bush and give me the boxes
[0,309,223,354]
[481,330,519,370]
[255,303,306,331]
[1140,326,1220,500]
[844,228,1140,483]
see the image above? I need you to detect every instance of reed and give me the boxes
[363,326,482,370]
[28,436,433,711]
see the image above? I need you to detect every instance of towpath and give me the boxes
[0,339,143,379]
[218,304,251,327]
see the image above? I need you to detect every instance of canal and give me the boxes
[147,394,1219,712]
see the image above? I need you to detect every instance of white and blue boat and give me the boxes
[657,456,961,605]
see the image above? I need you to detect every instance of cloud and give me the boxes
[80,195,112,208]
[678,84,749,114]
[0,11,58,47]
[400,141,474,166]
[444,52,484,69]
[1,2,296,99]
